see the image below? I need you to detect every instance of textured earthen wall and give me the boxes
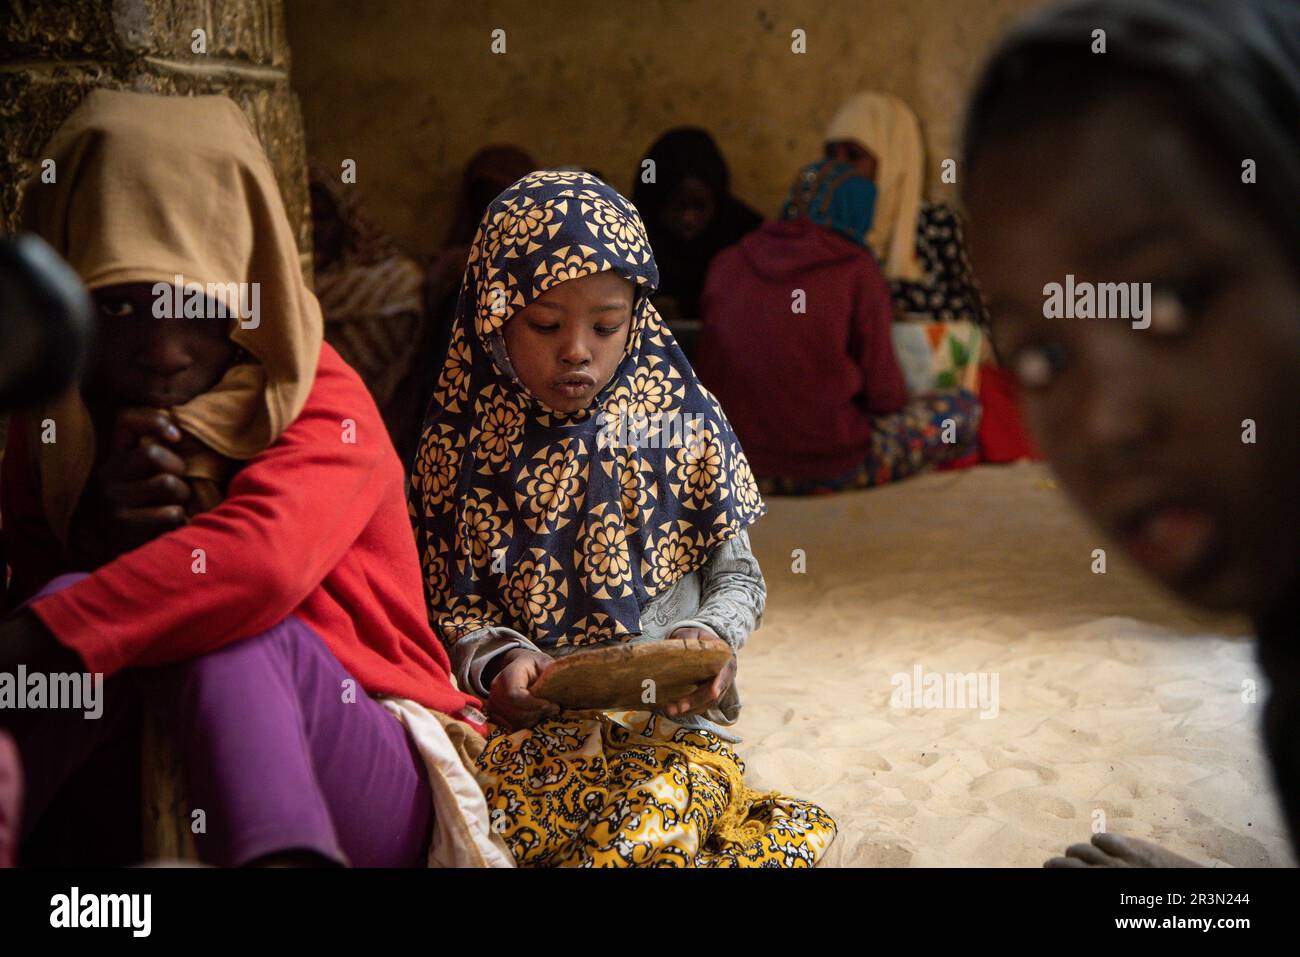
[286,0,1050,262]
[0,0,311,270]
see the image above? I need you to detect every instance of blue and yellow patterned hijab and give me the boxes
[411,170,766,651]
[781,159,878,247]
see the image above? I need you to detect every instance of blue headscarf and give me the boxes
[781,159,878,246]
[411,170,766,651]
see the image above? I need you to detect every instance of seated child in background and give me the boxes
[409,170,836,866]
[307,163,425,460]
[631,127,763,324]
[694,160,980,495]
[962,0,1300,865]
[822,90,926,283]
[0,89,482,867]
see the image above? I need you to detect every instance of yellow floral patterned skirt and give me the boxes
[475,710,837,867]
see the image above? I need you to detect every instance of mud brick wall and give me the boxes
[287,0,1051,263]
[0,0,311,275]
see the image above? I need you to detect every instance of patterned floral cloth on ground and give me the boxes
[757,388,981,496]
[476,710,836,867]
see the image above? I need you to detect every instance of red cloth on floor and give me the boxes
[2,345,484,733]
[977,363,1040,463]
[935,450,981,472]
[695,220,908,479]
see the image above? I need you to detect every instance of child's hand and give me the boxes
[0,611,83,676]
[487,648,560,730]
[74,409,190,562]
[660,627,735,718]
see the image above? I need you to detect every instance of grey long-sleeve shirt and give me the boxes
[449,529,765,742]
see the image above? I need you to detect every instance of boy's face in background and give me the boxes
[85,282,237,410]
[965,87,1300,617]
[503,270,633,414]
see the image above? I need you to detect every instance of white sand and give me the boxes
[736,462,1292,867]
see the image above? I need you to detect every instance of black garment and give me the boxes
[651,198,761,320]
[633,128,762,319]
[889,201,987,325]
[1255,598,1300,859]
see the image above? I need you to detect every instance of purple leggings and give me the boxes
[3,574,431,867]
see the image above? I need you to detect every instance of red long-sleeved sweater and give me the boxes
[695,220,908,480]
[2,344,484,733]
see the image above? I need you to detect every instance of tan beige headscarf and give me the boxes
[19,89,322,541]
[825,90,925,281]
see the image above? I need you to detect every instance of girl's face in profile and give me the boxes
[824,140,879,182]
[503,270,633,414]
[85,282,237,410]
[965,86,1300,617]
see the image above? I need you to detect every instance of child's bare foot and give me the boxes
[1045,832,1202,868]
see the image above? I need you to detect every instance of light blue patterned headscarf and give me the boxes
[781,159,878,247]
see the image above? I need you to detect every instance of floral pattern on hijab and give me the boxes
[411,171,765,651]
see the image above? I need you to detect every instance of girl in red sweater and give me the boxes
[0,90,481,866]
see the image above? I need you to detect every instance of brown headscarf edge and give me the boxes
[19,89,323,541]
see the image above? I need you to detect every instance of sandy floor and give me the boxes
[735,462,1292,867]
